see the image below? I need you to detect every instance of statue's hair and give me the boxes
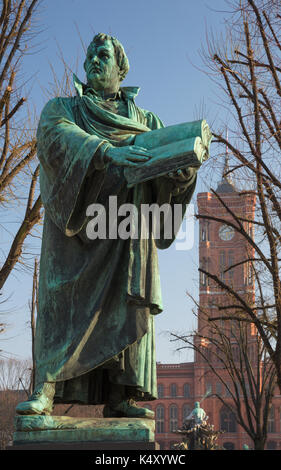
[87,33,129,82]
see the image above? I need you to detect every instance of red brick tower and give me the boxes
[195,161,257,448]
[140,161,281,450]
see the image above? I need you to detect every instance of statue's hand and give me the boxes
[104,145,152,167]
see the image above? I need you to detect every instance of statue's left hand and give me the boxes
[104,145,153,167]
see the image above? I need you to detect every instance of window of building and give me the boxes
[182,404,192,421]
[205,382,212,396]
[225,382,232,397]
[169,405,178,432]
[200,257,210,287]
[215,346,223,363]
[170,383,177,398]
[219,317,225,334]
[236,383,242,397]
[268,406,275,433]
[245,261,253,286]
[158,384,164,398]
[215,382,223,397]
[230,320,238,339]
[231,344,239,361]
[204,346,212,362]
[220,407,237,433]
[183,383,191,398]
[228,251,234,281]
[156,405,165,433]
[244,382,250,397]
[223,442,235,450]
[249,343,257,362]
[267,441,277,450]
[219,251,226,282]
[219,250,236,285]
[200,221,210,242]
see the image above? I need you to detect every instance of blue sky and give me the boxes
[1,0,230,363]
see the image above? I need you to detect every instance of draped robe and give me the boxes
[34,77,197,404]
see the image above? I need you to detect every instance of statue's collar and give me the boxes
[73,74,140,101]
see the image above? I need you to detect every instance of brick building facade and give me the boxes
[140,170,281,450]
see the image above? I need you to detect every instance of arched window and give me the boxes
[225,382,232,397]
[156,405,165,433]
[228,251,234,281]
[223,442,235,450]
[205,383,212,395]
[200,257,209,286]
[215,382,222,396]
[170,383,177,397]
[169,405,178,432]
[268,406,275,433]
[182,404,192,421]
[200,221,210,242]
[219,251,226,282]
[158,383,164,398]
[183,383,191,398]
[220,407,237,433]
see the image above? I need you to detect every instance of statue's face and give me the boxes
[84,39,120,93]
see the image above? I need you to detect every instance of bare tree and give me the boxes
[0,0,43,294]
[0,357,31,390]
[194,0,281,393]
[0,357,31,449]
[27,257,38,392]
[172,300,276,450]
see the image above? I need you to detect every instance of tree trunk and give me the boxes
[253,436,266,450]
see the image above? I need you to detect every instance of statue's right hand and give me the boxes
[104,145,152,167]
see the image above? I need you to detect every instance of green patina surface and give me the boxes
[14,416,155,444]
[33,33,198,406]
[13,31,213,447]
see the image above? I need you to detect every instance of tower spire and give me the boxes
[222,153,230,182]
[222,129,231,182]
[216,130,236,193]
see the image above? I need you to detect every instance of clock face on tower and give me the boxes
[219,224,235,241]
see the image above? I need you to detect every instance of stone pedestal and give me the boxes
[11,415,158,450]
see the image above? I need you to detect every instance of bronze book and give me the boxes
[124,119,212,188]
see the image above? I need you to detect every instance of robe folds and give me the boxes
[34,77,197,404]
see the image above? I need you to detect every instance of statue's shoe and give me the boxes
[103,399,155,419]
[15,382,55,416]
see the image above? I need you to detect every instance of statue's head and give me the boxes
[194,401,200,408]
[83,33,129,93]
